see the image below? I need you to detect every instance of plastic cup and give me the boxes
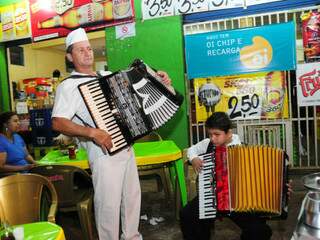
[13,226,24,240]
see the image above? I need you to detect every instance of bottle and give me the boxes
[37,1,113,29]
[14,1,29,37]
[68,145,76,160]
[1,10,14,40]
[261,71,286,119]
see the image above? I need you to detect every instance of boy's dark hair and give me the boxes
[0,111,17,133]
[205,112,233,133]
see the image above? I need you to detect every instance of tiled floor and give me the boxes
[58,171,311,240]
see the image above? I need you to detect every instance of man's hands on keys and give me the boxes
[89,128,113,152]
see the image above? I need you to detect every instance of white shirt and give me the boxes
[52,70,112,162]
[187,134,241,163]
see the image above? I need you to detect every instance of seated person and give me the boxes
[180,111,292,240]
[0,111,36,172]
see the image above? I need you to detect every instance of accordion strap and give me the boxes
[62,74,98,82]
[61,74,100,129]
[62,69,107,81]
[206,141,214,154]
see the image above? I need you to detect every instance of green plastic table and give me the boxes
[39,141,187,206]
[38,148,89,169]
[1,222,65,240]
[133,140,187,206]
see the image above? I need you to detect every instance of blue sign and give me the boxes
[184,21,296,79]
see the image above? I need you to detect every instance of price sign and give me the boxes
[175,0,208,15]
[142,0,174,19]
[208,0,243,11]
[227,94,262,120]
[142,0,244,20]
[142,0,281,19]
[54,0,74,14]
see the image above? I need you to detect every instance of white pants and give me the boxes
[91,148,142,240]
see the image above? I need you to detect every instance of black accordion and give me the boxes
[78,59,183,154]
[198,145,288,219]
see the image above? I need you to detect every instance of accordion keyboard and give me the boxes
[198,153,217,219]
[79,80,128,153]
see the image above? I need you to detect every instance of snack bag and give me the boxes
[301,11,320,63]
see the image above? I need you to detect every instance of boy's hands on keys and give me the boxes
[191,157,203,174]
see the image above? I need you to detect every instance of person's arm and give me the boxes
[0,152,6,168]
[187,139,210,174]
[24,147,37,164]
[0,152,33,172]
[52,117,112,151]
[52,79,113,152]
[187,139,210,162]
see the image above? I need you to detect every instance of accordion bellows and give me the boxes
[199,145,287,219]
[227,146,285,213]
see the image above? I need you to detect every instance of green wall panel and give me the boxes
[0,0,17,111]
[105,10,188,149]
[0,44,10,112]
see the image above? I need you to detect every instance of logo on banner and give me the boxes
[296,63,320,106]
[299,69,320,97]
[198,83,221,113]
[240,36,273,69]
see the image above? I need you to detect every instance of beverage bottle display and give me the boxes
[14,1,29,37]
[1,11,14,40]
[37,1,114,29]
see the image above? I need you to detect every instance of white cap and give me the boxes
[65,28,89,49]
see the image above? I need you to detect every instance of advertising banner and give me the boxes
[0,0,31,42]
[142,0,285,20]
[301,10,320,63]
[194,71,289,121]
[29,0,134,41]
[142,0,243,20]
[296,62,320,107]
[185,22,296,79]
